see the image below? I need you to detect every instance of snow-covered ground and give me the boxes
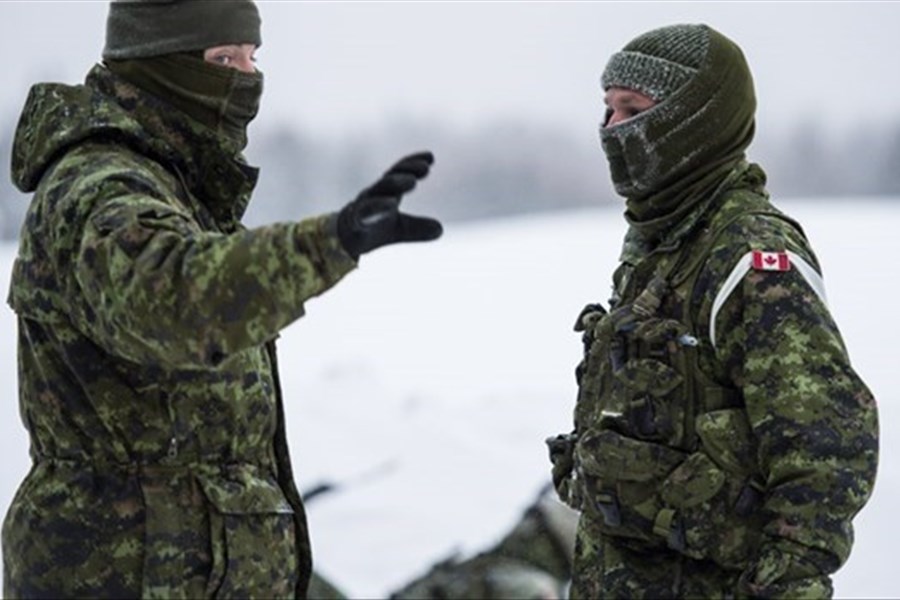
[0,201,895,598]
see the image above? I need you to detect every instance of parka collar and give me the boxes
[618,160,767,265]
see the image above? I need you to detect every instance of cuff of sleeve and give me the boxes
[738,576,832,600]
[317,212,358,272]
[286,213,358,295]
[738,542,835,599]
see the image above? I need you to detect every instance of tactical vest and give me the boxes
[564,192,805,570]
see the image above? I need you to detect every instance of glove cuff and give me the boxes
[333,208,362,260]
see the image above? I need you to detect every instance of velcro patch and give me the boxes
[751,250,790,272]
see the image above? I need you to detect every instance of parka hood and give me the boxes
[11,64,258,221]
[11,77,147,193]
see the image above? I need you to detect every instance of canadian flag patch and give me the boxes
[751,250,790,272]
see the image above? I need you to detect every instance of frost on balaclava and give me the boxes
[600,24,756,243]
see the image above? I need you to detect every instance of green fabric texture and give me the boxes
[599,24,756,244]
[103,0,262,60]
[106,53,263,151]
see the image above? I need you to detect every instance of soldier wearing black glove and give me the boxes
[336,151,443,259]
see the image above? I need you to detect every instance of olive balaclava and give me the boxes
[102,0,263,151]
[600,24,756,242]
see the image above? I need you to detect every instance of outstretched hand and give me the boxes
[336,151,443,258]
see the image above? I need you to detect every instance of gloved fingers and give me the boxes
[359,151,433,201]
[387,151,434,178]
[365,172,418,198]
[396,213,443,242]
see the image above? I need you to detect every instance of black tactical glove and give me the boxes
[546,433,576,490]
[336,151,443,259]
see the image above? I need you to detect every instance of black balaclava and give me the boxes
[102,0,263,151]
[599,24,757,243]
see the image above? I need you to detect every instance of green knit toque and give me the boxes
[103,0,261,60]
[601,24,710,101]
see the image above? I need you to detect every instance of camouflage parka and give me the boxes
[3,64,357,599]
[550,163,878,599]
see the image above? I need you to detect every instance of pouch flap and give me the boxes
[197,467,294,515]
[695,408,757,476]
[576,429,686,482]
[660,451,726,508]
[632,318,689,345]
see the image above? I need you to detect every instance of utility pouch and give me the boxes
[658,409,765,569]
[574,428,686,546]
[605,313,698,446]
[614,357,683,441]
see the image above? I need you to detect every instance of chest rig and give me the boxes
[564,194,801,570]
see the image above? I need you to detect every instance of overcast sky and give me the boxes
[2,1,899,147]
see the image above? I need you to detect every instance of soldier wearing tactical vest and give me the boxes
[3,1,441,597]
[547,24,878,599]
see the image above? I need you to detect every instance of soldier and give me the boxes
[2,1,441,598]
[547,23,879,599]
[389,484,579,600]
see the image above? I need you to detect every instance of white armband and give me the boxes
[709,251,828,350]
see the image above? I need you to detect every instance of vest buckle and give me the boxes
[595,491,622,526]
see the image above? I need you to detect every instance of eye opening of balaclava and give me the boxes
[598,23,757,239]
[102,0,264,151]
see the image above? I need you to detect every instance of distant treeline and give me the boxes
[1,114,898,240]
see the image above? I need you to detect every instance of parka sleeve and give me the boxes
[712,254,878,598]
[71,169,357,369]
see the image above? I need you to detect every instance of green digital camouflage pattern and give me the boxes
[3,64,357,598]
[390,485,578,600]
[552,164,878,599]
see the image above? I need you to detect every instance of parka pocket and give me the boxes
[198,469,298,599]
